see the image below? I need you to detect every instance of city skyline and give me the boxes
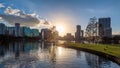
[0,23,40,37]
[0,0,120,36]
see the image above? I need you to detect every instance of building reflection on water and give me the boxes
[0,41,119,68]
[76,49,113,68]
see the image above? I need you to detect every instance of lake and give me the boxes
[0,41,119,68]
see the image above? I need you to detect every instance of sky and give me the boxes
[0,0,120,36]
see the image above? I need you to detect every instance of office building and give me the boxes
[75,25,81,42]
[31,29,39,37]
[98,17,112,38]
[41,29,52,40]
[19,27,23,37]
[0,23,6,35]
[7,27,15,36]
[81,30,84,39]
[23,27,32,37]
[64,33,74,41]
[15,23,20,37]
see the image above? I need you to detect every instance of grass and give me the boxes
[61,42,120,58]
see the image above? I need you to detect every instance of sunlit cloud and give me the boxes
[4,7,20,15]
[0,17,2,20]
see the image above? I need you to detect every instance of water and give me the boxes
[0,41,119,68]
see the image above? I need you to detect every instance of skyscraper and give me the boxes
[98,17,112,38]
[15,23,20,37]
[75,25,81,42]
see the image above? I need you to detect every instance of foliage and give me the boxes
[62,42,120,58]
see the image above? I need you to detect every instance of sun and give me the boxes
[56,25,64,33]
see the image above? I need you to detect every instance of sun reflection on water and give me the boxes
[57,47,62,56]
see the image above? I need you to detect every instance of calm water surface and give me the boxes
[0,41,119,68]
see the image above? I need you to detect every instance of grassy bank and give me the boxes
[61,42,120,58]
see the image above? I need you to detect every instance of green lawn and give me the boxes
[61,42,120,58]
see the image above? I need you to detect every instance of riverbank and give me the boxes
[59,42,120,65]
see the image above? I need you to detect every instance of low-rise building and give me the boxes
[23,27,32,37]
[31,29,39,37]
[64,33,74,41]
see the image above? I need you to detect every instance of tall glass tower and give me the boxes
[98,17,112,38]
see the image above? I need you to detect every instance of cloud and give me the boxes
[0,3,5,8]
[86,8,111,14]
[44,21,50,25]
[4,7,38,18]
[0,17,2,20]
[112,31,120,35]
[4,7,20,15]
[0,6,52,28]
[34,19,52,29]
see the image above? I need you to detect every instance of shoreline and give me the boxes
[59,43,120,65]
